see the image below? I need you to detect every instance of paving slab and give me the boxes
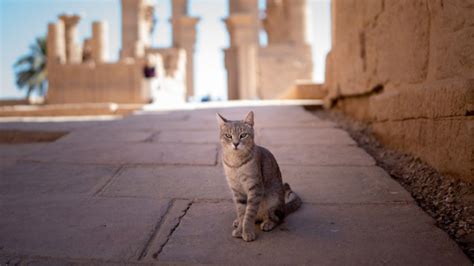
[0,162,118,196]
[259,127,356,146]
[0,120,106,132]
[280,165,413,203]
[55,130,153,144]
[154,129,218,144]
[0,196,170,261]
[90,112,195,131]
[97,119,218,132]
[25,142,218,165]
[101,165,230,200]
[0,143,47,158]
[263,144,376,166]
[0,158,17,172]
[157,202,470,265]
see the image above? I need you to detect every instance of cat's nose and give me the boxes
[233,143,239,149]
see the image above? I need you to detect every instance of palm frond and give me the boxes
[14,54,34,67]
[14,36,48,97]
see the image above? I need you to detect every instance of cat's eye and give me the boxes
[240,133,248,139]
[224,134,232,139]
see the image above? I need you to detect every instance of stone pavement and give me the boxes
[0,104,470,265]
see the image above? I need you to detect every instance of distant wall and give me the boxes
[257,44,312,99]
[47,61,150,104]
[325,0,473,182]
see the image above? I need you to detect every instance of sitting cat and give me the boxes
[216,111,302,242]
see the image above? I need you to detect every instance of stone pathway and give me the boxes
[0,105,470,265]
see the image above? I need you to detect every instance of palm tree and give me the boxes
[14,37,48,98]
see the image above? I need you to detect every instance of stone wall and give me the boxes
[324,0,473,182]
[47,61,150,104]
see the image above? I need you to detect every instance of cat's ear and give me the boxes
[243,111,254,127]
[216,113,228,126]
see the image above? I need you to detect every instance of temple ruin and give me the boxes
[46,0,314,103]
[46,0,199,104]
[224,0,313,100]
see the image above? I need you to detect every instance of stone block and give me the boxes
[280,165,413,204]
[0,197,170,261]
[0,158,17,172]
[279,82,328,100]
[25,142,218,165]
[101,165,230,200]
[155,130,218,144]
[0,143,47,159]
[427,0,474,80]
[367,0,430,85]
[56,129,152,143]
[370,79,473,122]
[259,128,356,146]
[0,162,118,196]
[267,144,375,166]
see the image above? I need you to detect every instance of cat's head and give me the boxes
[216,111,255,152]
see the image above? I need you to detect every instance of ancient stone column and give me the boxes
[224,14,258,99]
[92,21,109,63]
[172,0,188,18]
[59,14,81,63]
[121,0,154,59]
[82,38,93,62]
[287,0,308,45]
[47,21,66,65]
[228,0,259,44]
[263,0,289,44]
[171,0,199,100]
[224,0,259,100]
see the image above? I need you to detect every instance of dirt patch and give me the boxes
[0,130,68,144]
[310,109,474,261]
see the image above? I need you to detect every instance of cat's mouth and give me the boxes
[232,143,240,150]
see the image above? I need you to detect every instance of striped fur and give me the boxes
[217,111,302,242]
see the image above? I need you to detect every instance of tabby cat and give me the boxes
[216,111,302,242]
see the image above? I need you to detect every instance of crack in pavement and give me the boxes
[153,201,193,260]
[92,165,125,197]
[137,200,174,261]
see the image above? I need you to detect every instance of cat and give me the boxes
[216,111,302,242]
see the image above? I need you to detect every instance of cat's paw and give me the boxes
[242,230,256,242]
[260,220,277,232]
[232,228,242,238]
[232,219,240,228]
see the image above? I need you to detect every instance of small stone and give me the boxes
[456,229,466,237]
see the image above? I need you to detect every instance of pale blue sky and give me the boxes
[0,0,331,100]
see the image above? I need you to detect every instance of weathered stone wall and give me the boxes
[325,0,473,182]
[47,62,150,104]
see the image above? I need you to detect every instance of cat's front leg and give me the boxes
[231,189,246,238]
[242,182,263,242]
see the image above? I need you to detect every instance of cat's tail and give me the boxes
[283,183,302,214]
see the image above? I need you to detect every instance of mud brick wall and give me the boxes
[324,0,473,182]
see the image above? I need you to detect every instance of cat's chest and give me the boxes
[224,162,259,187]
